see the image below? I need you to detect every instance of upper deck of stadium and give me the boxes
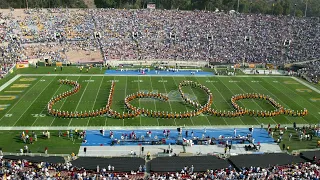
[0,8,319,65]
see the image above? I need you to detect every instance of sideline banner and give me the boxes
[16,61,29,68]
[56,62,63,67]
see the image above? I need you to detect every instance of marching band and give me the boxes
[47,80,308,119]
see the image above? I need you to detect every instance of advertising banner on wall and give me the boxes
[16,61,29,68]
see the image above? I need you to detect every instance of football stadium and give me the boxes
[0,1,319,179]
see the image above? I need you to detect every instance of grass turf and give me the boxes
[0,73,319,127]
[0,130,82,154]
[271,127,320,152]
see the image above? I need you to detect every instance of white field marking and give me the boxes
[137,76,142,126]
[206,80,218,83]
[132,80,143,83]
[239,78,279,124]
[32,76,69,126]
[0,76,44,124]
[108,80,119,82]
[105,76,116,127]
[158,80,167,83]
[0,75,21,92]
[292,77,320,94]
[251,81,261,83]
[40,79,46,82]
[161,76,176,126]
[4,114,12,117]
[87,76,105,127]
[12,77,56,126]
[273,81,279,83]
[123,76,127,126]
[49,76,81,126]
[83,80,94,82]
[68,76,93,126]
[229,80,239,83]
[171,77,192,126]
[200,77,239,126]
[31,114,46,118]
[150,76,160,126]
[263,77,310,124]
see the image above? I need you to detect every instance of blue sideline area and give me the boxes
[105,69,214,76]
[82,128,274,146]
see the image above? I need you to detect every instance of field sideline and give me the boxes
[0,74,319,130]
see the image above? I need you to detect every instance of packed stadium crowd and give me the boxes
[149,162,320,179]
[0,157,145,179]
[0,8,319,65]
[1,155,320,179]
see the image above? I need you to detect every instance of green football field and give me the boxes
[0,74,319,128]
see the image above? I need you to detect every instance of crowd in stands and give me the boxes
[1,154,320,179]
[0,157,145,179]
[149,161,320,179]
[0,9,319,65]
[94,9,319,64]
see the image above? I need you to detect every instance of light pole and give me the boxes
[25,0,28,9]
[237,0,240,12]
[304,0,308,17]
[294,4,297,17]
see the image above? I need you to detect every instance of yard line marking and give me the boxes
[0,75,21,92]
[50,76,81,126]
[31,76,69,126]
[12,77,56,126]
[238,77,278,125]
[105,76,116,127]
[68,76,93,126]
[171,77,193,126]
[87,76,105,127]
[149,76,160,126]
[161,76,176,126]
[201,77,241,126]
[123,76,127,126]
[0,76,44,124]
[137,76,142,126]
